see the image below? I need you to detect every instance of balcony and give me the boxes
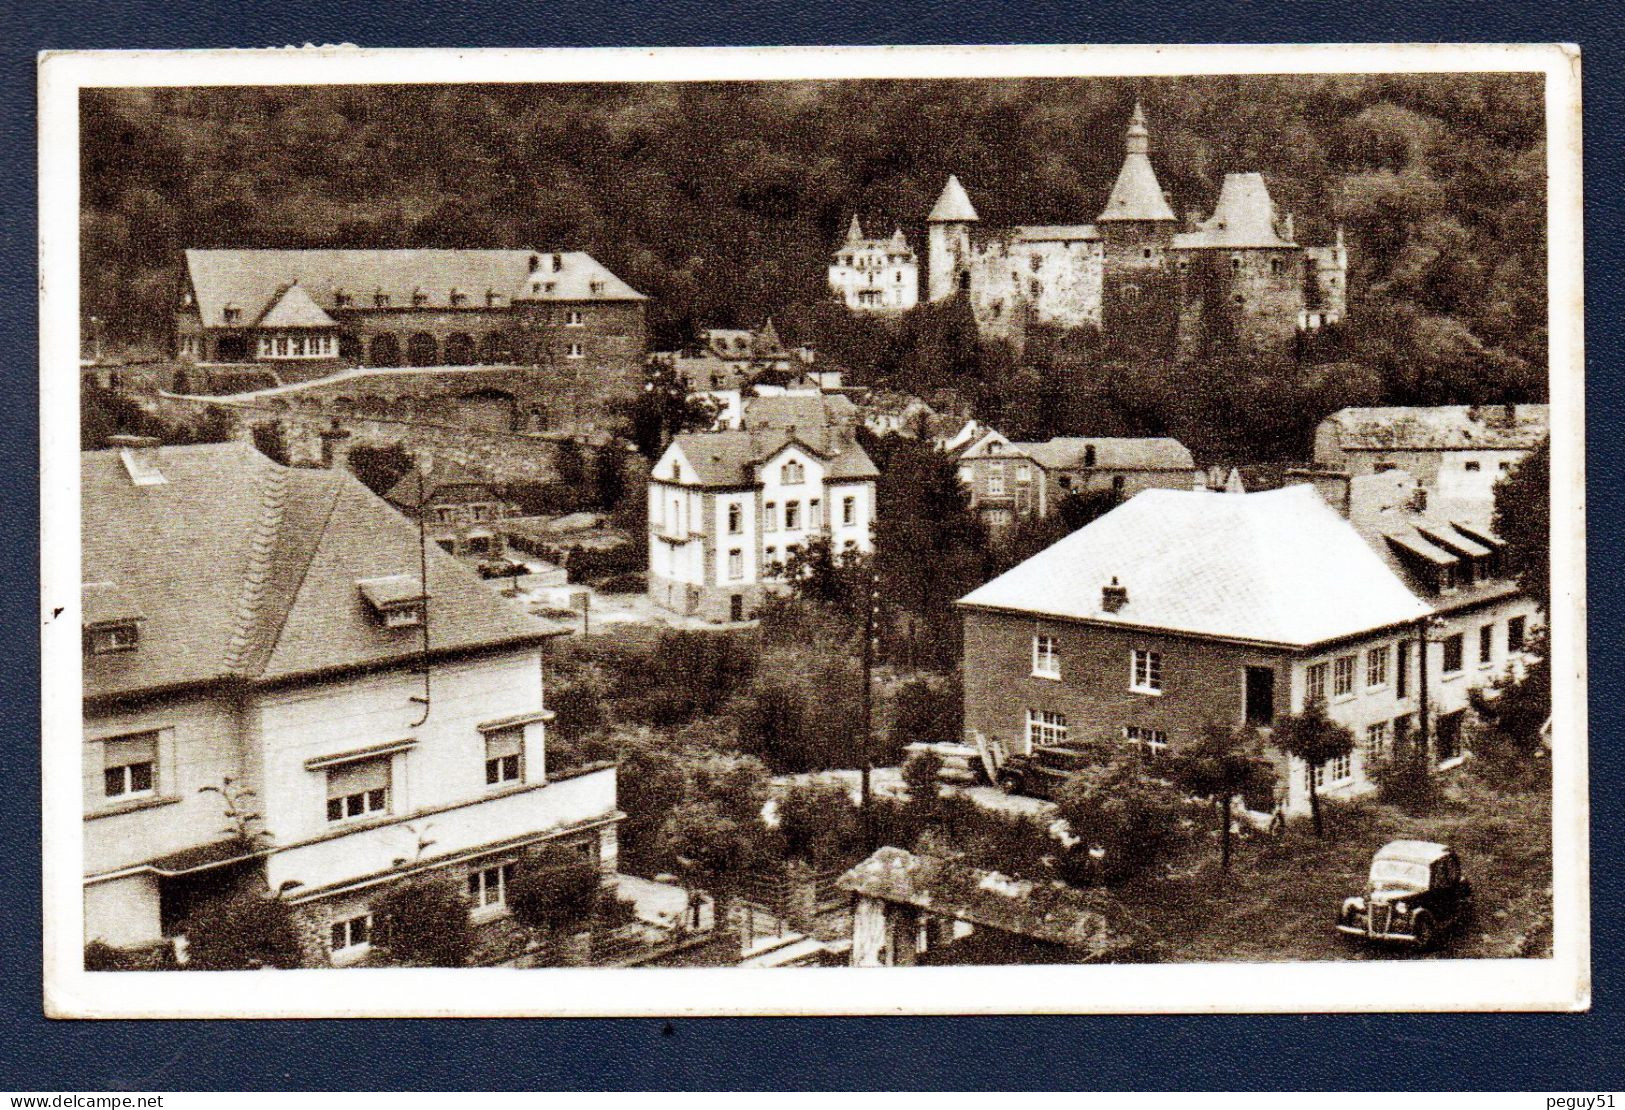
[265,764,619,900]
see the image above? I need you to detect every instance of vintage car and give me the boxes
[1337,840,1472,950]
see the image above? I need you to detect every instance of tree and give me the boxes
[180,886,304,970]
[1051,754,1187,886]
[1493,438,1549,611]
[369,874,474,967]
[1174,722,1277,870]
[776,779,864,866]
[1272,699,1356,838]
[1467,637,1550,788]
[889,676,962,753]
[656,800,770,933]
[629,359,719,461]
[250,420,290,465]
[347,443,416,497]
[901,748,945,822]
[777,534,872,614]
[507,846,604,936]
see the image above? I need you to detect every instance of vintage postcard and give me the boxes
[38,42,1586,1017]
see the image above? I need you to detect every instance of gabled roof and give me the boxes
[1171,173,1292,249]
[255,282,338,329]
[666,429,877,489]
[838,848,1130,957]
[82,442,562,701]
[958,485,1431,648]
[928,174,980,223]
[741,393,858,455]
[826,443,881,481]
[382,458,497,511]
[1011,436,1195,472]
[1320,405,1550,451]
[184,249,645,329]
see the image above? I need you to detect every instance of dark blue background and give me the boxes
[3,0,1619,1091]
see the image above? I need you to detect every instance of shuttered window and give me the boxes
[103,732,158,798]
[485,728,523,786]
[326,758,391,822]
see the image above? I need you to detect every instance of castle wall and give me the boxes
[1173,247,1307,360]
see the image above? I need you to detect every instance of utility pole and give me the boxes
[859,566,880,842]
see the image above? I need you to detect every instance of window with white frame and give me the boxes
[809,499,822,529]
[1312,751,1353,789]
[727,502,743,534]
[1333,655,1356,698]
[467,862,515,911]
[1479,623,1494,666]
[1026,709,1068,746]
[782,460,805,485]
[1016,465,1031,484]
[842,496,856,526]
[763,502,777,532]
[484,727,523,786]
[1032,634,1060,678]
[1123,725,1168,757]
[728,548,744,580]
[1366,645,1389,689]
[325,757,391,823]
[1131,649,1162,693]
[1305,661,1329,705]
[102,732,158,800]
[567,342,584,359]
[1365,720,1390,759]
[784,501,801,530]
[565,310,584,326]
[987,463,1006,496]
[330,913,372,953]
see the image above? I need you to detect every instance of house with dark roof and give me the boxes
[81,437,620,962]
[1313,404,1549,507]
[174,248,647,384]
[828,217,920,313]
[957,484,1453,815]
[383,457,515,558]
[951,430,1198,538]
[923,103,1349,357]
[649,319,809,396]
[647,427,879,622]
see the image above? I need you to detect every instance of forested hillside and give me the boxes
[82,74,1547,458]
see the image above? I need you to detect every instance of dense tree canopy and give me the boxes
[85,75,1545,411]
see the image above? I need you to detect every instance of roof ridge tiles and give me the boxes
[223,462,289,674]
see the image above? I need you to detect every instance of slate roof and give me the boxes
[838,847,1130,957]
[83,442,563,701]
[1015,225,1101,242]
[1098,108,1176,224]
[382,458,498,511]
[668,429,877,487]
[958,485,1432,648]
[928,175,980,223]
[1007,436,1195,472]
[1321,405,1550,452]
[1172,173,1293,249]
[741,393,859,454]
[184,249,645,329]
[255,282,338,329]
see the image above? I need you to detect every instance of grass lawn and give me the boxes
[1115,771,1552,963]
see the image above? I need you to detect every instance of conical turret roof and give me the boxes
[753,317,785,357]
[1098,103,1176,223]
[928,175,979,223]
[845,214,865,243]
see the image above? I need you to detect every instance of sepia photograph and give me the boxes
[38,42,1586,1017]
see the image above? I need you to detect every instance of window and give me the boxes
[1016,465,1031,484]
[467,862,515,910]
[86,621,140,655]
[325,758,390,823]
[764,502,777,532]
[1442,633,1465,675]
[450,290,468,307]
[782,460,805,485]
[1305,661,1329,705]
[1508,616,1527,652]
[589,280,606,295]
[1026,709,1068,747]
[1333,655,1356,698]
[728,548,744,580]
[1312,752,1353,789]
[1437,710,1465,763]
[809,499,822,529]
[727,503,743,534]
[1365,720,1390,759]
[223,306,242,323]
[1131,649,1162,694]
[764,546,777,569]
[1231,256,1242,272]
[987,463,1006,496]
[1479,623,1495,666]
[565,310,584,326]
[1464,460,1481,472]
[485,728,523,786]
[330,914,372,953]
[1498,460,1511,472]
[842,496,856,526]
[1270,258,1284,276]
[785,501,801,530]
[412,290,428,307]
[567,343,584,359]
[1032,634,1060,679]
[1123,725,1168,757]
[374,292,390,308]
[1244,666,1275,726]
[334,291,352,307]
[1366,645,1389,689]
[102,732,157,799]
[1142,247,1154,260]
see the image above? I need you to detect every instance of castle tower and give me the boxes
[927,174,979,303]
[1097,102,1179,351]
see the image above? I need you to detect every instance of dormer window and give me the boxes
[357,574,427,629]
[486,289,501,307]
[334,289,352,308]
[222,305,242,324]
[412,289,429,308]
[589,280,606,295]
[374,291,391,308]
[450,289,468,307]
[86,620,140,655]
[83,582,145,655]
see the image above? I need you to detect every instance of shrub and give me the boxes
[1052,755,1188,886]
[180,887,304,970]
[888,675,962,757]
[1368,743,1441,815]
[84,940,171,971]
[597,571,647,594]
[370,875,474,967]
[346,443,415,497]
[777,780,866,867]
[507,846,604,935]
[901,749,944,814]
[249,420,290,466]
[565,545,646,584]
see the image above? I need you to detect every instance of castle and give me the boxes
[840,103,1349,358]
[827,217,920,313]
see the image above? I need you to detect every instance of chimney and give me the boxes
[1408,487,1429,513]
[1102,577,1128,613]
[109,434,166,486]
[1185,209,1202,232]
[319,423,352,471]
[1280,212,1295,243]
